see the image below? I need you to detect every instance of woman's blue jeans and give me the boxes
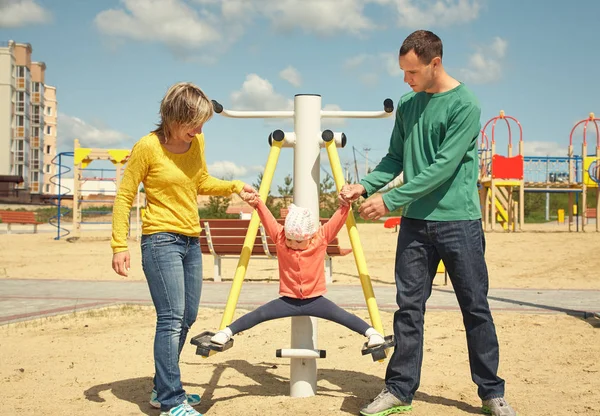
[141,232,202,411]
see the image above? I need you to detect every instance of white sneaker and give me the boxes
[210,328,232,345]
[365,327,385,347]
[367,333,385,347]
[160,402,202,415]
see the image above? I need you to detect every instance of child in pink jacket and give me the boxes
[210,192,385,348]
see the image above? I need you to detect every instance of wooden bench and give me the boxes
[0,210,43,234]
[200,218,352,283]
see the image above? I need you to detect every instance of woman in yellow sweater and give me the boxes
[111,82,256,416]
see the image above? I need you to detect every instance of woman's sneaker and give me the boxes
[159,402,202,416]
[150,390,201,409]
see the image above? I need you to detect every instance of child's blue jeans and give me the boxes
[229,295,371,335]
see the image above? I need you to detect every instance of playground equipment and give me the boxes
[479,111,525,231]
[48,151,74,240]
[70,139,130,240]
[567,113,599,232]
[201,94,394,397]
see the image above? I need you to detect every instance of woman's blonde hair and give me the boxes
[153,82,213,143]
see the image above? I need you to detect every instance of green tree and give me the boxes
[319,173,337,217]
[253,172,280,216]
[277,174,294,208]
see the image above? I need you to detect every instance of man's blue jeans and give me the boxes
[385,218,505,402]
[141,232,202,411]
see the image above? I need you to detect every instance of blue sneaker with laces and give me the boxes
[159,402,202,415]
[150,390,201,409]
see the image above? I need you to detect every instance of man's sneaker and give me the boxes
[360,388,412,416]
[159,402,202,416]
[150,390,201,409]
[482,397,517,416]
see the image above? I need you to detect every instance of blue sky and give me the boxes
[1,0,599,192]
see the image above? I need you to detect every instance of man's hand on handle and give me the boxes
[339,183,390,220]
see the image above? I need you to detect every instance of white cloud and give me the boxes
[207,160,263,178]
[322,104,346,127]
[460,37,508,84]
[95,0,375,57]
[523,141,567,157]
[0,0,51,28]
[360,73,379,86]
[344,54,369,69]
[94,0,220,51]
[388,0,481,28]
[259,0,374,36]
[381,52,402,76]
[344,52,401,86]
[279,66,302,87]
[230,74,293,111]
[58,113,130,148]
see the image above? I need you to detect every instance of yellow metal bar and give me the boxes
[218,140,283,329]
[324,140,385,336]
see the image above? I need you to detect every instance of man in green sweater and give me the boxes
[341,30,517,416]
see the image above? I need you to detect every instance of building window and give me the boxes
[46,145,51,154]
[46,106,52,116]
[45,184,50,193]
[46,125,52,135]
[45,164,51,173]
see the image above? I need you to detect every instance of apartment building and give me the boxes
[43,85,57,195]
[0,40,57,200]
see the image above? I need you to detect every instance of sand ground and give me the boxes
[1,223,599,415]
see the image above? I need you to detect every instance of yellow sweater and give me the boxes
[111,133,244,253]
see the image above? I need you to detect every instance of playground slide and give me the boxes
[487,191,509,230]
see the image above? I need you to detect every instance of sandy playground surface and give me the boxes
[1,223,600,415]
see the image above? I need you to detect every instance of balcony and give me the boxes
[16,78,30,93]
[32,92,41,104]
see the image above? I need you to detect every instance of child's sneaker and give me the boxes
[150,390,201,409]
[210,327,232,345]
[365,327,385,347]
[159,402,202,416]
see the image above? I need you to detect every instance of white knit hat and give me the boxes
[284,204,318,240]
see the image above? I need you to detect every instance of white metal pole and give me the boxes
[212,96,394,398]
[290,94,321,398]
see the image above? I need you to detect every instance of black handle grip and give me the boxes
[211,100,223,114]
[321,130,334,142]
[383,98,394,113]
[268,129,285,146]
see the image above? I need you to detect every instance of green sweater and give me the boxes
[361,83,482,221]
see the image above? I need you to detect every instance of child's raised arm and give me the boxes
[322,203,351,243]
[251,197,284,241]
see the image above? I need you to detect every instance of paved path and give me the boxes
[1,278,599,325]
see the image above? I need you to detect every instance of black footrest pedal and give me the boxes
[361,335,395,362]
[190,331,233,357]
